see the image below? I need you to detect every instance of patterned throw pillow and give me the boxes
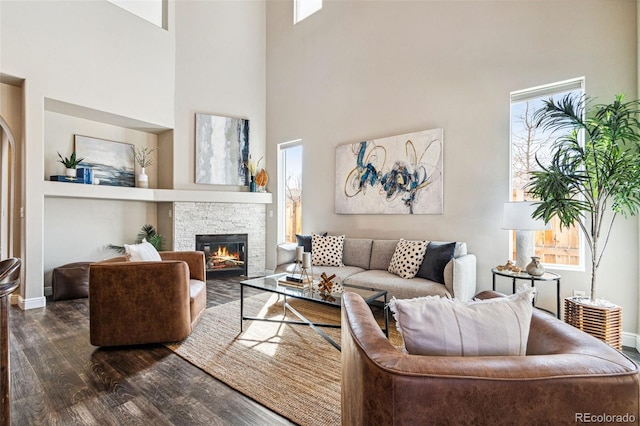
[388,239,428,279]
[311,234,345,267]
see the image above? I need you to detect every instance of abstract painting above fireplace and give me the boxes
[196,233,248,278]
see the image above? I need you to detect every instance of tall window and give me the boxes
[294,0,322,24]
[510,78,585,269]
[279,142,303,243]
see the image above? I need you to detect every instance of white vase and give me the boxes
[137,167,149,188]
[65,168,76,177]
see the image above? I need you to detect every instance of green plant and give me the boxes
[57,151,84,169]
[108,224,165,253]
[525,93,640,302]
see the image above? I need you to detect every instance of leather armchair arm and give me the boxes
[160,251,206,282]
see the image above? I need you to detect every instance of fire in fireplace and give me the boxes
[195,234,248,278]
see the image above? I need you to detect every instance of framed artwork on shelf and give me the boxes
[335,128,443,215]
[195,113,250,186]
[74,135,135,187]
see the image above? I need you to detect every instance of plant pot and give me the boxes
[564,296,622,350]
[65,168,77,178]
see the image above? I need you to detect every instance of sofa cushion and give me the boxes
[343,238,373,269]
[124,239,162,261]
[416,241,456,284]
[312,234,345,267]
[344,270,451,300]
[388,239,428,279]
[296,232,327,252]
[389,290,533,356]
[369,239,400,270]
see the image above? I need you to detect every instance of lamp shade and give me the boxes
[501,202,551,231]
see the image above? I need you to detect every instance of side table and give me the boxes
[491,268,561,318]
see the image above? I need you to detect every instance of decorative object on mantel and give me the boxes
[526,93,640,348]
[132,146,158,189]
[255,168,268,192]
[107,224,165,254]
[246,155,262,193]
[525,256,545,277]
[57,151,84,177]
[75,134,135,187]
[335,128,443,214]
[195,113,249,186]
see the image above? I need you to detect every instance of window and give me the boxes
[509,78,585,269]
[294,0,322,24]
[107,0,166,29]
[278,141,303,243]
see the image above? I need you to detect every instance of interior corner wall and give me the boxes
[0,0,175,306]
[265,0,639,334]
[173,0,266,192]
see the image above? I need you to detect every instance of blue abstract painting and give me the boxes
[335,129,443,214]
[75,135,135,187]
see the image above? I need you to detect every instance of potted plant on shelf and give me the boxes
[57,151,84,177]
[526,93,640,349]
[246,155,263,192]
[132,146,157,188]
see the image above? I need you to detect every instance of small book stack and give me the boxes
[278,276,312,288]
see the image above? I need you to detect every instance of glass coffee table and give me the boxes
[240,273,388,351]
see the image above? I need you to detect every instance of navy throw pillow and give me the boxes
[296,232,327,252]
[416,242,456,284]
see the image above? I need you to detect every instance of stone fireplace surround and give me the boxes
[173,202,266,277]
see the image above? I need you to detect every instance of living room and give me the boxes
[1,0,639,424]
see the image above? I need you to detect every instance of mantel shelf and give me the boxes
[42,181,273,204]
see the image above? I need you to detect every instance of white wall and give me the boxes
[173,0,266,191]
[265,0,639,334]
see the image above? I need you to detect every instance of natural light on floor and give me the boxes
[239,294,287,357]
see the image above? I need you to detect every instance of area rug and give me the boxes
[165,293,400,426]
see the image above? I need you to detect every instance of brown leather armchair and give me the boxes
[89,251,207,347]
[341,290,640,425]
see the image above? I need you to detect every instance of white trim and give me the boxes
[18,296,46,310]
[621,332,640,351]
[510,76,585,103]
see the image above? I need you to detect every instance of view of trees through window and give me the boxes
[282,144,302,243]
[510,81,583,267]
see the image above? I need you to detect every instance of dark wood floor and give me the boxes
[8,278,295,426]
[8,279,640,425]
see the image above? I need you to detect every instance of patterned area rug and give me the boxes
[165,292,399,426]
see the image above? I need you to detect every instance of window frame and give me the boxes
[509,77,586,272]
[277,140,303,244]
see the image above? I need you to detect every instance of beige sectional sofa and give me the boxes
[275,237,476,301]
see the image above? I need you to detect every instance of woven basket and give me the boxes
[564,297,622,350]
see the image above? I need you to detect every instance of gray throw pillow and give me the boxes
[416,241,456,284]
[389,290,533,356]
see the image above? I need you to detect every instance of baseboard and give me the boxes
[18,296,46,310]
[621,332,639,351]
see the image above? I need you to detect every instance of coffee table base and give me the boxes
[240,283,388,352]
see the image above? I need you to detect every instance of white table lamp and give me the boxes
[501,202,551,269]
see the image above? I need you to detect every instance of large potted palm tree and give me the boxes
[526,93,640,349]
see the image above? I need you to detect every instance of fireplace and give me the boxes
[196,234,248,278]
